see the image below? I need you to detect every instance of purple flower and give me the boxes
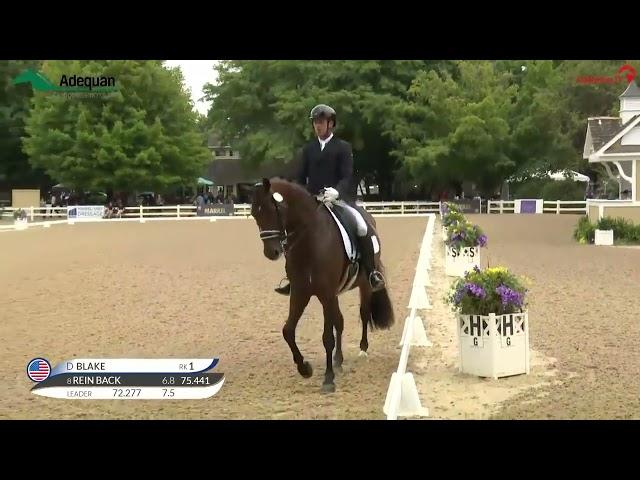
[473,265,481,273]
[496,284,523,308]
[477,234,487,247]
[465,282,486,299]
[453,287,465,304]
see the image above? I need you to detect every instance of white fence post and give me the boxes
[556,201,560,214]
[30,206,34,222]
[177,205,181,218]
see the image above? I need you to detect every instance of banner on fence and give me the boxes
[67,205,104,220]
[197,203,234,217]
[514,199,543,214]
[443,198,481,214]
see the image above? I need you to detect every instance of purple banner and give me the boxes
[520,200,537,214]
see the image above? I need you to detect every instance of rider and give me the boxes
[274,104,387,295]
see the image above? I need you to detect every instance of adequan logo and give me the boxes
[13,69,118,96]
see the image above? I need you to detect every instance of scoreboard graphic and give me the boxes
[28,357,225,400]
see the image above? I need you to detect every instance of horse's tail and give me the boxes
[368,263,394,330]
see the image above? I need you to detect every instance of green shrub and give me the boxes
[573,216,595,244]
[512,178,586,201]
[575,216,640,245]
[596,217,633,239]
[541,180,587,201]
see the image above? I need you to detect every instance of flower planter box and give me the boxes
[456,311,530,379]
[594,229,614,246]
[445,246,480,277]
[14,218,28,230]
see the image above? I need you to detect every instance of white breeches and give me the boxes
[336,200,368,237]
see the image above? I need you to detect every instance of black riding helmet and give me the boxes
[309,104,336,127]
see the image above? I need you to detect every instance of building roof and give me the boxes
[619,81,640,98]
[587,117,622,151]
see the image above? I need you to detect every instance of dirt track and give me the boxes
[0,218,424,419]
[1,214,639,419]
[469,214,640,419]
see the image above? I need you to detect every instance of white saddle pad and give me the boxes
[324,204,356,262]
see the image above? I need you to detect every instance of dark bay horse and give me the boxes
[251,177,395,393]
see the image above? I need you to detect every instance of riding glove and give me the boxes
[321,187,339,203]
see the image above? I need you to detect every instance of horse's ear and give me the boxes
[262,178,271,192]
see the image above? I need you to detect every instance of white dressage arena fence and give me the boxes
[0,202,443,231]
[487,200,587,215]
[383,213,435,420]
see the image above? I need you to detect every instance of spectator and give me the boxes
[103,202,113,219]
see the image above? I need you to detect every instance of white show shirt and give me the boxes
[318,133,334,151]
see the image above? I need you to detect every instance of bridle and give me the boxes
[258,195,297,255]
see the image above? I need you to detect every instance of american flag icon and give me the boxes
[27,358,51,382]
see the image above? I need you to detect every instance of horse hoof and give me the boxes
[321,383,336,394]
[358,350,369,358]
[298,361,313,378]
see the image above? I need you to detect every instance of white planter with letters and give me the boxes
[594,229,614,246]
[456,311,530,379]
[445,246,480,277]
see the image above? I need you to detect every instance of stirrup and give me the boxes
[275,278,291,296]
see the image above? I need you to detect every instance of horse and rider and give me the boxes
[274,104,386,296]
[251,104,394,393]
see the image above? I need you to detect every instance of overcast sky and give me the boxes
[164,60,219,115]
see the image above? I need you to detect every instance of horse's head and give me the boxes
[251,178,290,261]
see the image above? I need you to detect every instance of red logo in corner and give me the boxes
[577,63,637,85]
[618,64,637,83]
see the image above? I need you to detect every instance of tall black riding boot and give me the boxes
[357,235,386,292]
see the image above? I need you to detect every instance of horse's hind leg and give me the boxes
[320,296,339,393]
[358,281,372,358]
[283,291,312,379]
[333,309,344,372]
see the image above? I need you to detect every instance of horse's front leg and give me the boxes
[319,296,341,393]
[282,282,312,378]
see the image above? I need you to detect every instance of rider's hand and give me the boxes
[322,187,339,202]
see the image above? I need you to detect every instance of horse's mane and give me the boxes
[269,177,312,202]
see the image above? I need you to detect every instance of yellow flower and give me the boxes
[486,266,509,275]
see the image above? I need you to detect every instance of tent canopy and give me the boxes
[546,170,590,183]
[197,177,214,186]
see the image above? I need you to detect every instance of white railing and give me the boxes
[357,201,441,215]
[383,213,435,420]
[487,200,516,214]
[487,200,587,214]
[0,201,442,221]
[543,200,589,214]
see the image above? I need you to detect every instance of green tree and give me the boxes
[203,60,450,198]
[22,60,210,198]
[0,60,48,187]
[390,61,519,197]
